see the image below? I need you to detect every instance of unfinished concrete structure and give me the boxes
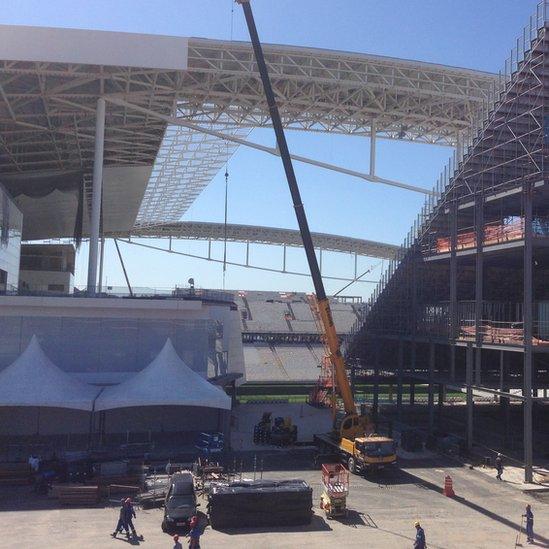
[346,2,549,482]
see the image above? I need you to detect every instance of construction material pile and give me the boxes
[0,462,32,486]
[208,479,312,529]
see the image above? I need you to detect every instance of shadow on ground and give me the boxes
[213,512,331,535]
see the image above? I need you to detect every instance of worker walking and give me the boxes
[523,504,534,544]
[495,453,503,481]
[111,500,129,539]
[414,521,426,549]
[122,497,137,539]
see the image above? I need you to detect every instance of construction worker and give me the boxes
[523,504,534,544]
[495,453,503,481]
[111,499,129,539]
[188,515,202,548]
[414,521,426,549]
[122,498,137,539]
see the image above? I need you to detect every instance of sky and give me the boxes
[2,0,542,297]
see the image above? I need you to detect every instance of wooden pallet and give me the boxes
[57,485,99,506]
[0,463,32,485]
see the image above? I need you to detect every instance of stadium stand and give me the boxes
[233,291,360,383]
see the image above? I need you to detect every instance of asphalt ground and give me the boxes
[0,451,547,548]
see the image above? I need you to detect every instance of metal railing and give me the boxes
[0,285,236,303]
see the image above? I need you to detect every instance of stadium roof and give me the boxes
[119,221,400,259]
[0,24,495,240]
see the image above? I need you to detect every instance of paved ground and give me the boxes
[1,451,548,548]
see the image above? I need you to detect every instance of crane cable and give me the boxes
[222,167,229,289]
[222,0,234,291]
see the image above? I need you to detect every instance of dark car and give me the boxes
[162,472,197,533]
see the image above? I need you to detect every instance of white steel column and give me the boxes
[97,236,105,293]
[86,97,106,294]
[370,121,376,176]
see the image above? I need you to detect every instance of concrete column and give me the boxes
[523,180,534,483]
[396,340,404,421]
[438,384,445,425]
[450,345,456,382]
[86,97,106,294]
[474,192,484,386]
[373,347,380,420]
[466,343,474,452]
[475,348,482,386]
[428,341,435,433]
[450,200,458,342]
[410,341,416,407]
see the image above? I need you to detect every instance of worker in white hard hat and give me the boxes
[495,452,504,481]
[414,521,426,549]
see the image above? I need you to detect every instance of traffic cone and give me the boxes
[443,475,455,497]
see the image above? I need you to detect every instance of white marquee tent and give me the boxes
[95,339,231,411]
[0,335,99,411]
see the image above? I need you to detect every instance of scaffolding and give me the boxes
[346,1,549,483]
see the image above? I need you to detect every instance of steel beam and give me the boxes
[105,96,435,197]
[370,121,376,177]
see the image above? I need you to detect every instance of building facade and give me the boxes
[0,184,22,291]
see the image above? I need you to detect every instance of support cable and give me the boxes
[333,262,380,297]
[114,238,134,297]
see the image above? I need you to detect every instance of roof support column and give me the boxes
[97,236,105,293]
[523,180,534,483]
[86,97,106,294]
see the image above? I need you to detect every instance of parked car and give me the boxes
[161,472,198,533]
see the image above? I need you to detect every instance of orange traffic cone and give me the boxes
[443,475,455,497]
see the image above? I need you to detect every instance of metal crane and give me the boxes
[236,0,368,440]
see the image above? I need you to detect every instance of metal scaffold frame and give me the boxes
[345,1,549,483]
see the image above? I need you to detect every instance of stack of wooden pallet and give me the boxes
[0,463,32,486]
[56,485,99,506]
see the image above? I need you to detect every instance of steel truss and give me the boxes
[0,29,495,228]
[113,220,398,259]
[115,237,379,285]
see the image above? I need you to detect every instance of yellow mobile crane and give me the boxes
[236,0,396,475]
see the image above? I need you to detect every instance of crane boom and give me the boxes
[236,0,357,417]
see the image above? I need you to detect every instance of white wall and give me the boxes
[19,270,74,293]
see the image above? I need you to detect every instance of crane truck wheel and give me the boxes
[347,457,356,474]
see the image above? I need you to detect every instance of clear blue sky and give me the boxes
[3,0,540,297]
